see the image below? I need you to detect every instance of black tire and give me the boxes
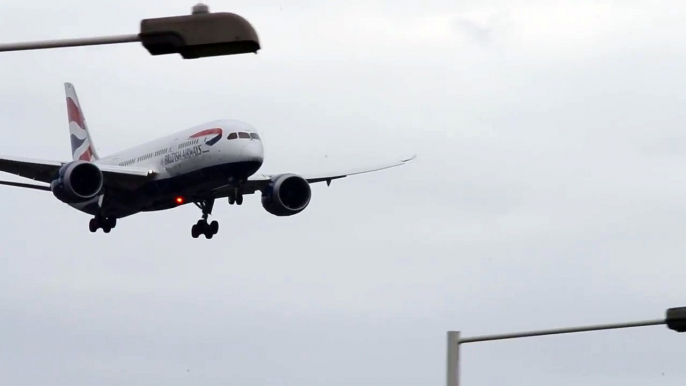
[109,218,117,229]
[102,225,111,233]
[228,196,235,205]
[191,224,200,238]
[205,230,214,239]
[236,195,243,205]
[210,221,219,234]
[89,218,98,233]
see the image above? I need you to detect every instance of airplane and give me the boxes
[0,83,414,239]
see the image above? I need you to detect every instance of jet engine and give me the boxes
[261,173,311,216]
[50,160,104,203]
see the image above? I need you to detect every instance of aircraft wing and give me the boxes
[0,155,155,191]
[213,155,416,197]
[96,164,156,189]
[0,155,63,183]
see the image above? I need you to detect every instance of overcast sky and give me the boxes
[1,0,686,385]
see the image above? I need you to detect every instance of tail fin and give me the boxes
[65,82,99,162]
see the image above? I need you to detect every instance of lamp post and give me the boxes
[0,3,260,59]
[447,307,686,386]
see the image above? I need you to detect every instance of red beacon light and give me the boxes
[175,196,185,205]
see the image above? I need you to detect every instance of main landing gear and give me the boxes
[191,198,219,239]
[89,215,117,233]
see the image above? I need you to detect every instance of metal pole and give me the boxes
[448,310,685,384]
[0,34,140,52]
[459,319,665,344]
[447,331,460,386]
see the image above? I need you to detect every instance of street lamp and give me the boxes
[0,3,260,59]
[447,306,686,386]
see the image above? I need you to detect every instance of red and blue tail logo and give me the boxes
[190,128,223,146]
[67,97,95,161]
[65,83,99,162]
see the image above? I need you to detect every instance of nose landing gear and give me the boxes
[228,189,243,205]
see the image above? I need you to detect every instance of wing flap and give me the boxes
[98,164,155,190]
[248,154,415,184]
[212,155,415,198]
[98,164,153,177]
[301,154,416,184]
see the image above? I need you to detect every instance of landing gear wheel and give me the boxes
[89,219,98,233]
[228,188,243,205]
[88,215,117,233]
[192,198,220,239]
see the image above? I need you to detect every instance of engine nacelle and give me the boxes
[261,173,311,216]
[50,160,104,203]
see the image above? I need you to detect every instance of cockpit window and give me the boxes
[250,133,261,140]
[238,132,250,139]
[227,132,238,140]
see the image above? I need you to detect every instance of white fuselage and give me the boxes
[79,119,265,217]
[98,119,264,178]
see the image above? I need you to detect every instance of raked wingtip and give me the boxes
[401,154,417,163]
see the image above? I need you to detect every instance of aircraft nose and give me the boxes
[242,139,264,164]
